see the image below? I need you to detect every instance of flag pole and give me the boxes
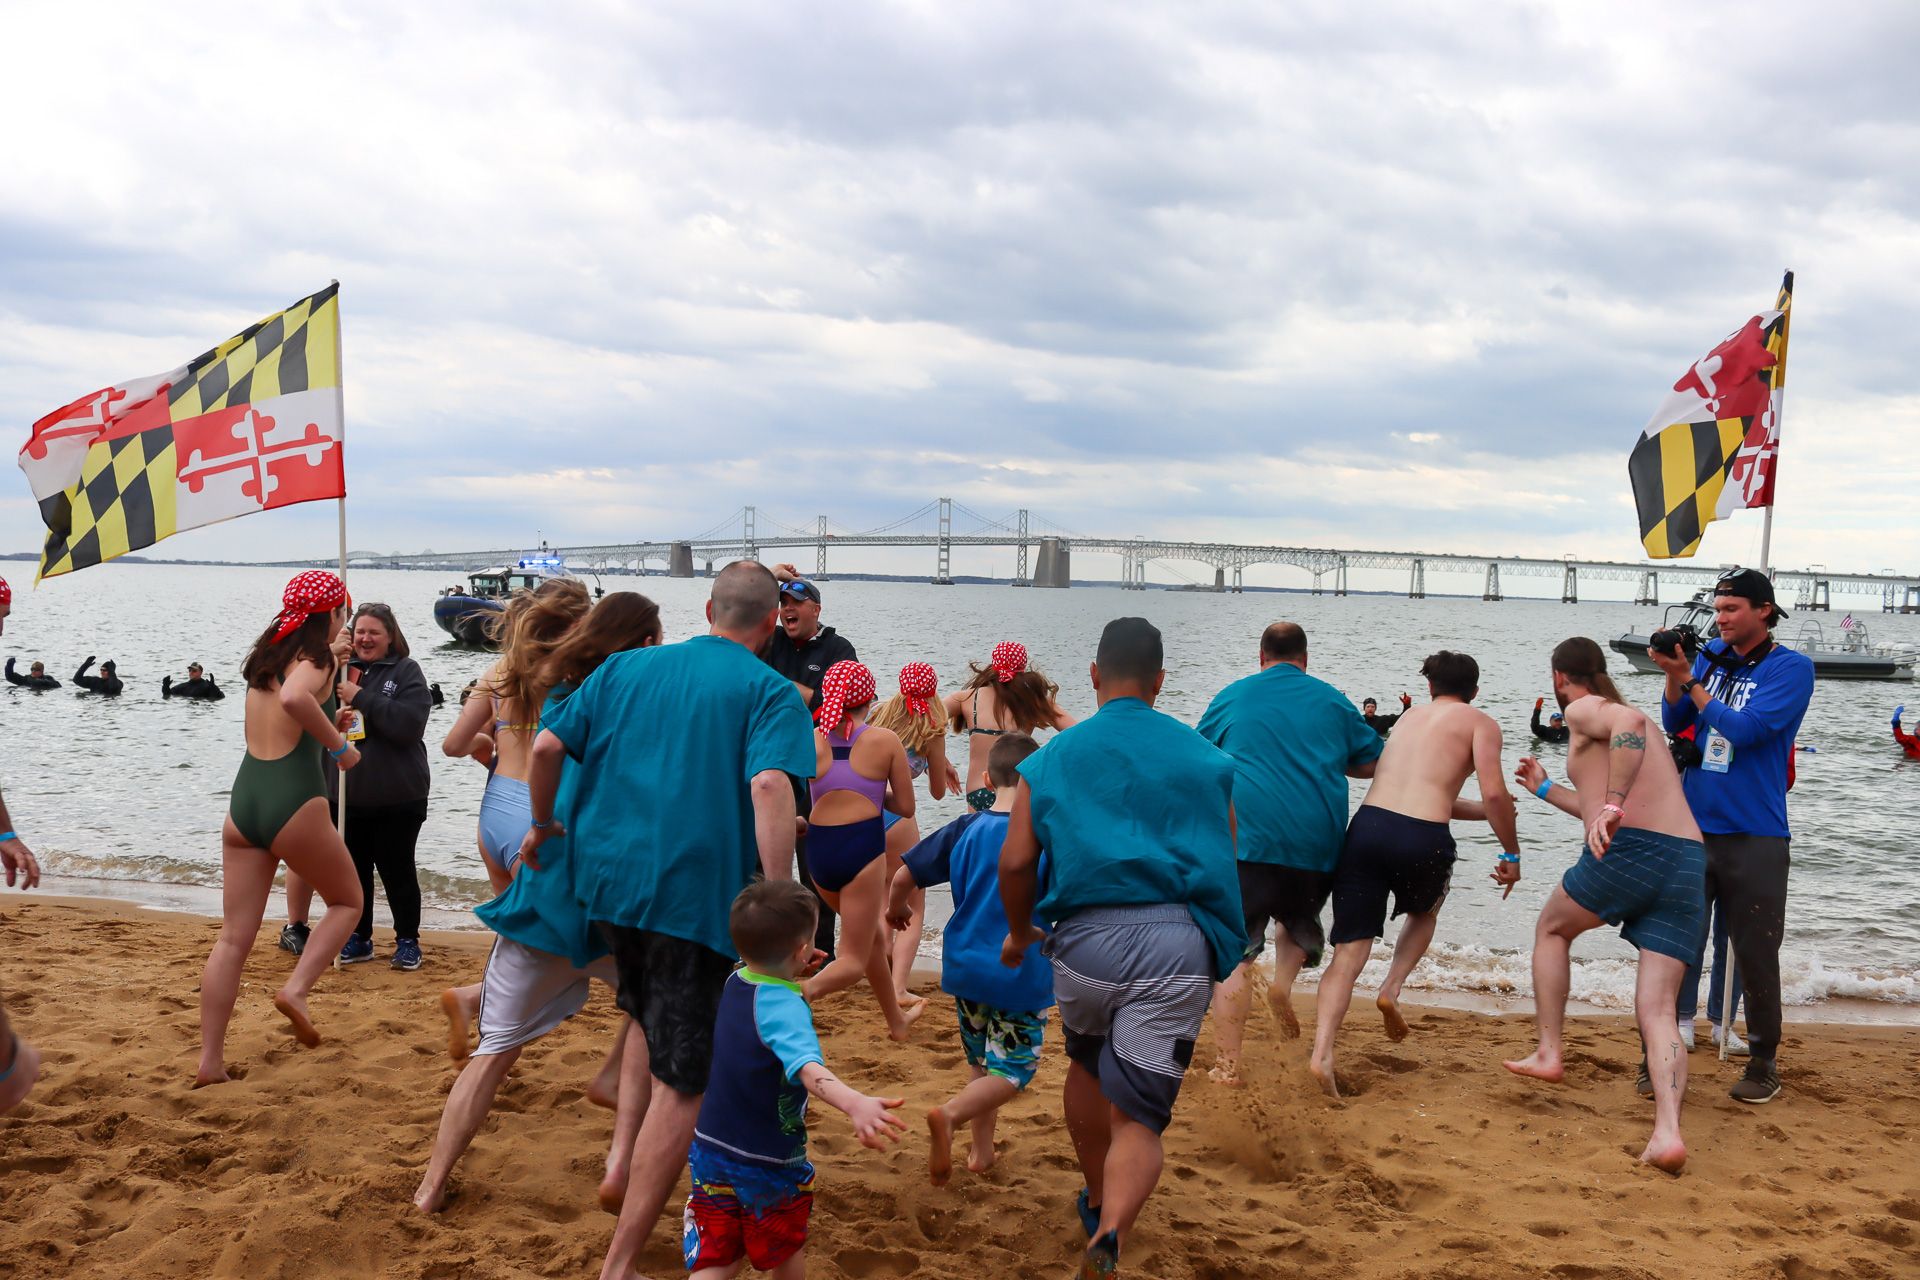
[332,280,349,846]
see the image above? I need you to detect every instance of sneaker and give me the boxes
[1730,1059,1782,1105]
[277,922,311,956]
[338,935,375,965]
[1677,1020,1696,1051]
[1712,1023,1750,1056]
[1635,1059,1655,1098]
[391,938,423,971]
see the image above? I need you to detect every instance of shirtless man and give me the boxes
[1503,637,1704,1174]
[1310,650,1519,1098]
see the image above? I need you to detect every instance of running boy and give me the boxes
[683,880,907,1279]
[886,733,1050,1187]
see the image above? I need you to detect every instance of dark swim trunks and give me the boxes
[1236,862,1334,967]
[1328,805,1457,946]
[1560,827,1706,963]
[594,924,735,1095]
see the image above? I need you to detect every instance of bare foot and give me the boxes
[273,991,321,1047]
[413,1177,448,1214]
[888,994,927,1043]
[0,1038,43,1113]
[1270,996,1301,1040]
[927,1107,954,1187]
[966,1136,997,1175]
[1206,1055,1243,1087]
[190,1064,229,1090]
[1376,994,1410,1042]
[1308,1053,1341,1099]
[597,1171,627,1214]
[1640,1133,1687,1175]
[440,989,470,1063]
[1502,1050,1565,1083]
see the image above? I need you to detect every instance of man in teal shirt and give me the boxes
[520,561,816,1280]
[1196,622,1382,1086]
[1000,617,1242,1279]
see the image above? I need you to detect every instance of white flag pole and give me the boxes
[332,280,349,845]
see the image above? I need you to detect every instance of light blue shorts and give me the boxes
[478,773,533,877]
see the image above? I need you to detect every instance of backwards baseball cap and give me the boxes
[1715,567,1788,620]
[780,579,822,605]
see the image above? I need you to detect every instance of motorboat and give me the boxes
[432,555,579,648]
[1611,592,1917,681]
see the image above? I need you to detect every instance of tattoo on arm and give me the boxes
[1610,731,1646,751]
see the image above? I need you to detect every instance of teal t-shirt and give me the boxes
[541,634,817,960]
[1017,696,1245,980]
[474,683,605,968]
[1196,664,1383,874]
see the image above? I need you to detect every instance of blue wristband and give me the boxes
[1534,778,1553,800]
[0,831,15,843]
[532,817,551,830]
[1498,851,1521,863]
[328,742,350,760]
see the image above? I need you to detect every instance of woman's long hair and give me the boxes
[955,662,1062,736]
[869,693,945,757]
[351,602,410,659]
[490,578,592,714]
[542,592,664,692]
[243,612,336,689]
[1551,636,1626,706]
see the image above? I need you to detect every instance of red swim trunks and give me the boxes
[681,1163,815,1272]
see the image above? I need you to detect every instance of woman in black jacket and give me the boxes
[330,602,434,970]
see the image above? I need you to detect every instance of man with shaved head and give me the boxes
[520,561,818,1277]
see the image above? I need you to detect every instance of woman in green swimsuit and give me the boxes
[196,571,365,1087]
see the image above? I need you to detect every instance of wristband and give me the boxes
[1498,852,1520,864]
[1533,779,1553,800]
[1600,803,1625,817]
[0,831,15,844]
[1679,680,1698,697]
[532,817,552,830]
[328,741,351,760]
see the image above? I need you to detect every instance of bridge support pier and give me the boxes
[1409,559,1426,600]
[669,542,694,578]
[1903,585,1920,614]
[1214,567,1227,593]
[1808,579,1831,611]
[1336,556,1348,597]
[816,517,829,580]
[1231,566,1243,593]
[1034,538,1071,588]
[1013,509,1031,587]
[1561,561,1578,604]
[1483,563,1502,602]
[933,497,954,585]
[1635,570,1658,607]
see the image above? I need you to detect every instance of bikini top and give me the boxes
[811,723,889,812]
[968,688,1005,738]
[490,694,538,737]
[906,748,928,779]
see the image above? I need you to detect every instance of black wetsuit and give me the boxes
[1530,705,1570,744]
[1362,710,1403,737]
[5,658,60,690]
[163,674,225,701]
[72,657,123,695]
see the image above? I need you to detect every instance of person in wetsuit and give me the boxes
[1531,697,1570,744]
[163,663,225,700]
[5,658,59,690]
[1361,693,1413,736]
[72,656,122,695]
[1894,706,1920,760]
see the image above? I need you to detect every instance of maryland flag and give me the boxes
[1629,272,1793,559]
[16,284,345,581]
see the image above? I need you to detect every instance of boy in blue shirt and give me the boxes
[684,880,907,1278]
[886,733,1050,1188]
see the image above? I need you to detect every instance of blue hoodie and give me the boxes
[1661,637,1814,839]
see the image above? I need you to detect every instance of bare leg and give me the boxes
[597,1082,701,1280]
[1505,887,1602,1082]
[768,1246,806,1280]
[588,1021,628,1110]
[196,821,281,1085]
[1376,910,1437,1041]
[928,1066,1018,1184]
[1636,951,1688,1174]
[599,1020,651,1213]
[807,865,924,1040]
[1310,939,1372,1098]
[270,800,364,1045]
[1207,960,1253,1085]
[284,870,314,927]
[884,817,923,995]
[413,1047,522,1212]
[1267,934,1307,1040]
[1090,1106,1164,1248]
[1063,1059,1111,1210]
[0,998,43,1114]
[440,987,473,1062]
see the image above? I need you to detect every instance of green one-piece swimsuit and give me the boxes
[229,692,337,849]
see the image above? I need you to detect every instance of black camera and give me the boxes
[1668,733,1704,771]
[1649,623,1702,659]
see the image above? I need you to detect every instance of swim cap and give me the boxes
[270,570,349,643]
[816,660,876,736]
[991,641,1027,683]
[899,662,937,717]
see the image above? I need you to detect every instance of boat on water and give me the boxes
[1611,592,1917,682]
[433,556,582,648]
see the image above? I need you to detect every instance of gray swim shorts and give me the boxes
[1045,904,1213,1133]
[474,936,619,1057]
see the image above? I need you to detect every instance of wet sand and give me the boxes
[1,897,1915,1278]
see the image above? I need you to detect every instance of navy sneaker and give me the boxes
[391,938,423,971]
[278,922,311,956]
[338,935,375,965]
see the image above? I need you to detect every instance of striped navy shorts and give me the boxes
[1044,904,1213,1133]
[1560,827,1706,964]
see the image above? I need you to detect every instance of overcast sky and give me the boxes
[3,1,1917,588]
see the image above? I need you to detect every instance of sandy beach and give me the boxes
[1,896,1915,1279]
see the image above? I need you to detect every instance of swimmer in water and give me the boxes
[4,658,60,690]
[1893,706,1919,760]
[72,656,122,695]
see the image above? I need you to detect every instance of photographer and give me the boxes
[1652,569,1813,1104]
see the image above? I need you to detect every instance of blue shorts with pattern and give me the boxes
[1560,826,1706,964]
[954,997,1047,1090]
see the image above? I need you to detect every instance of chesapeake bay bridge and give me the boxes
[348,499,1920,612]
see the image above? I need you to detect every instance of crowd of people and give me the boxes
[0,562,1840,1276]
